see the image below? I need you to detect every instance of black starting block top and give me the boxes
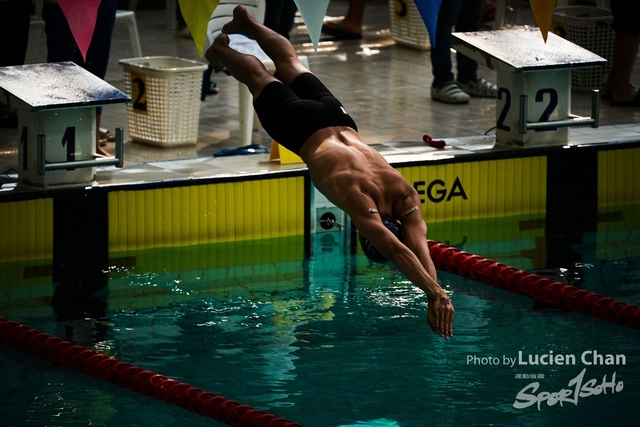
[451,28,607,73]
[0,62,129,111]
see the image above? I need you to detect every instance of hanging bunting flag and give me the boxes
[58,0,102,61]
[413,0,442,49]
[530,0,556,42]
[178,0,221,57]
[294,0,331,53]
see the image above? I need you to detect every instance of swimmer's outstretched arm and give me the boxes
[402,215,454,340]
[351,210,454,339]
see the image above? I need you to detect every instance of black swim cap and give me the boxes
[359,215,405,263]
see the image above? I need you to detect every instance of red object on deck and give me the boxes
[423,134,446,148]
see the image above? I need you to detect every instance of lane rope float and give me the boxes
[427,240,640,330]
[0,316,303,427]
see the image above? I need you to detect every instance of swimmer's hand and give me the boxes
[427,295,454,339]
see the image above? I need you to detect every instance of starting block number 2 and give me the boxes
[130,71,148,114]
[496,87,559,132]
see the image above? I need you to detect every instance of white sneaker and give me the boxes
[457,77,497,98]
[431,82,470,104]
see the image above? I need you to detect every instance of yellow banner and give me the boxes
[530,0,556,42]
[178,0,220,57]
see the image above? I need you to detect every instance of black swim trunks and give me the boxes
[253,73,358,156]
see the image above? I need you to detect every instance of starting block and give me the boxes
[451,28,606,147]
[0,62,130,186]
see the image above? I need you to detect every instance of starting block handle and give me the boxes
[519,90,600,134]
[38,128,125,175]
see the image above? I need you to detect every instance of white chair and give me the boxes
[115,10,143,58]
[205,0,309,146]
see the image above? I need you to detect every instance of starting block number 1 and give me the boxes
[19,125,76,171]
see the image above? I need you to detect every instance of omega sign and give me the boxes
[413,178,468,203]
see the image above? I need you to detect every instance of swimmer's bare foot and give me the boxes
[205,33,230,73]
[222,5,255,35]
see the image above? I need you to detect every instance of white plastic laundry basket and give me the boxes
[120,56,208,146]
[551,6,614,91]
[388,0,431,50]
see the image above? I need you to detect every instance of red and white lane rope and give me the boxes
[427,240,640,330]
[0,316,303,427]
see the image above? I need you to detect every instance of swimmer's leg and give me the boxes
[205,33,277,99]
[221,5,309,86]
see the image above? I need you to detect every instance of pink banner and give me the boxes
[58,0,102,61]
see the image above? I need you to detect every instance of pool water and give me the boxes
[1,225,639,427]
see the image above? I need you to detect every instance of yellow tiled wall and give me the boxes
[108,177,306,252]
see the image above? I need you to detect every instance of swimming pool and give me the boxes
[1,219,639,427]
